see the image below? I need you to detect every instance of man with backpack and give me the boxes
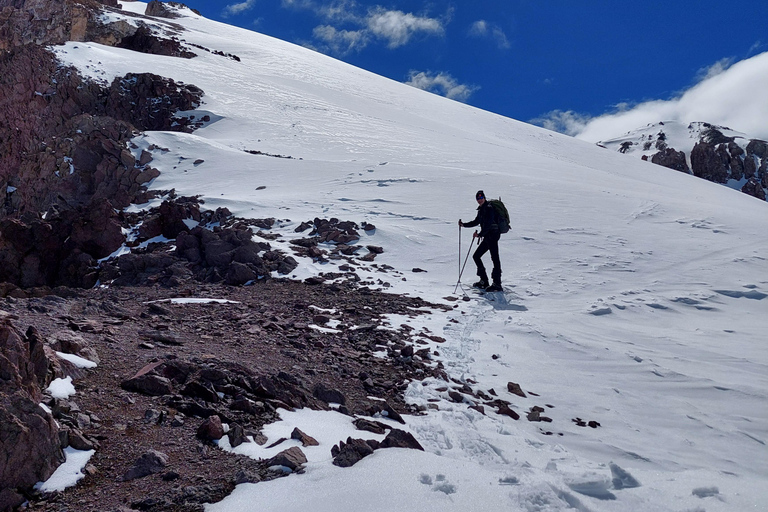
[458,190,505,292]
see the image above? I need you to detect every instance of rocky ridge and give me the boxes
[599,121,768,201]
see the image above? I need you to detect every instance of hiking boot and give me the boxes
[473,280,489,289]
[486,282,502,292]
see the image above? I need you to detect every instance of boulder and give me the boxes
[197,415,224,441]
[267,446,307,471]
[331,438,375,468]
[121,450,169,481]
[380,429,424,451]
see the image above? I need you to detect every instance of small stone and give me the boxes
[507,382,527,398]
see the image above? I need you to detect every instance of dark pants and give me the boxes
[473,233,501,284]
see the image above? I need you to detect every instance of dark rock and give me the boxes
[227,423,250,448]
[380,429,424,451]
[313,383,346,405]
[181,380,220,403]
[651,147,690,173]
[121,373,174,396]
[331,438,375,467]
[121,450,169,481]
[497,404,520,420]
[742,178,767,200]
[291,427,319,447]
[353,418,389,434]
[267,446,307,471]
[197,415,224,441]
[691,141,730,183]
[507,382,527,398]
[67,428,97,450]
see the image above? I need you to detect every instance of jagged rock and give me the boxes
[121,450,169,481]
[742,178,767,200]
[291,427,319,447]
[331,437,375,467]
[380,429,424,451]
[0,320,63,506]
[507,381,527,398]
[651,147,689,173]
[267,446,307,471]
[227,423,250,447]
[691,141,731,183]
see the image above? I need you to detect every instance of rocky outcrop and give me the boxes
[0,319,61,511]
[1,0,206,291]
[690,140,731,183]
[651,147,689,173]
[145,0,200,18]
[602,122,767,201]
[0,198,125,289]
[664,126,768,201]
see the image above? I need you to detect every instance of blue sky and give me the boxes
[174,0,768,139]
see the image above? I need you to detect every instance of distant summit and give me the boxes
[598,121,767,201]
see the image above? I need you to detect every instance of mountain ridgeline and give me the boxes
[599,121,768,201]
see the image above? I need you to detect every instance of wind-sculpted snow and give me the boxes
[40,2,768,510]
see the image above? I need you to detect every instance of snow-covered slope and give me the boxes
[50,3,768,511]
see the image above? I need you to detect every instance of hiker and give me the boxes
[458,190,502,292]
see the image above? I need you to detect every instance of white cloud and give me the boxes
[313,25,369,55]
[530,110,592,137]
[289,3,445,55]
[468,20,509,49]
[541,51,768,142]
[469,20,488,36]
[367,9,443,48]
[222,0,257,18]
[695,57,735,81]
[405,71,478,102]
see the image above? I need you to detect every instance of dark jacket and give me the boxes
[463,201,500,237]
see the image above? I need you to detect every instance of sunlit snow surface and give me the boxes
[47,2,768,510]
[35,448,95,493]
[46,377,76,399]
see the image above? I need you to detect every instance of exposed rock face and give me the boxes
[0,319,61,511]
[0,0,205,291]
[690,141,730,183]
[651,147,689,173]
[145,0,200,18]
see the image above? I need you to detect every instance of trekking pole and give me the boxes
[454,221,463,293]
[453,232,476,294]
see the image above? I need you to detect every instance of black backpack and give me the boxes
[488,198,510,234]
